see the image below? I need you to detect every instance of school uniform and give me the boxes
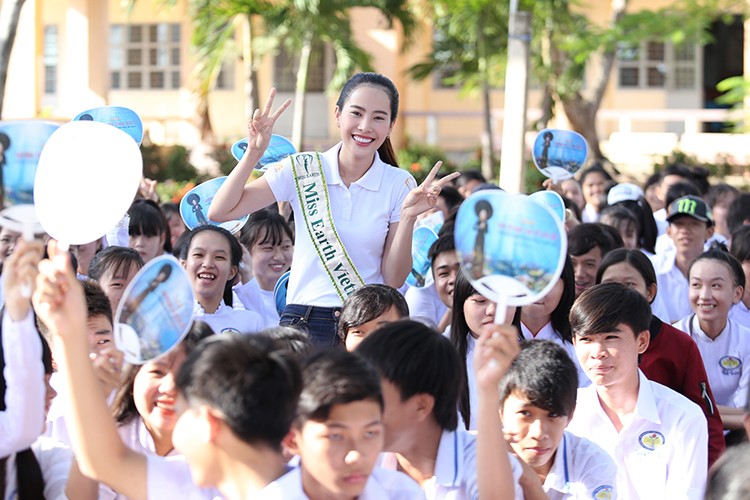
[258,466,425,499]
[654,232,727,256]
[463,335,478,431]
[3,436,72,500]
[519,323,589,388]
[650,254,691,323]
[146,455,221,500]
[730,301,750,329]
[234,278,281,329]
[192,300,262,335]
[674,315,750,409]
[580,204,599,223]
[405,282,448,330]
[544,432,616,500]
[566,371,708,499]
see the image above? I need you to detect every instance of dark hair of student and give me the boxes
[549,255,576,343]
[599,205,640,243]
[596,248,658,299]
[337,284,409,342]
[450,270,521,429]
[336,72,400,167]
[614,198,658,254]
[0,317,49,499]
[438,185,464,215]
[707,183,740,210]
[455,170,486,189]
[570,282,651,339]
[561,195,582,223]
[294,349,383,427]
[689,244,746,290]
[259,326,312,362]
[499,340,578,417]
[82,279,114,326]
[112,320,214,425]
[176,333,302,450]
[665,181,701,208]
[239,208,294,251]
[567,223,623,258]
[128,199,173,254]
[179,225,243,307]
[730,226,750,262]
[727,193,750,236]
[427,234,456,266]
[356,320,462,431]
[88,246,145,284]
[579,164,613,185]
[705,443,750,500]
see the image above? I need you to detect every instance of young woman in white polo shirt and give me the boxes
[210,73,457,346]
[675,245,750,432]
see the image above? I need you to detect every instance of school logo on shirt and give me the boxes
[220,327,241,335]
[719,356,742,375]
[592,485,613,500]
[638,431,665,451]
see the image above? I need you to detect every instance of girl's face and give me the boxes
[561,179,585,211]
[618,220,639,250]
[133,348,187,438]
[250,232,293,290]
[129,232,165,263]
[689,259,743,327]
[600,261,654,303]
[522,279,563,323]
[0,227,20,262]
[464,293,496,336]
[581,172,608,210]
[335,85,394,163]
[166,213,187,247]
[99,262,141,314]
[182,231,237,302]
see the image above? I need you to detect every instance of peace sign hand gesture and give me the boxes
[401,162,460,220]
[246,88,292,155]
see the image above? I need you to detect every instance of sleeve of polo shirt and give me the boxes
[665,410,708,499]
[0,310,45,456]
[263,158,295,203]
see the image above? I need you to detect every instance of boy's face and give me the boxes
[501,391,570,477]
[291,400,384,499]
[87,314,114,355]
[345,306,402,352]
[571,246,603,297]
[432,250,460,308]
[379,379,418,451]
[573,323,649,388]
[667,217,712,258]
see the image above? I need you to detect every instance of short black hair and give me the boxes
[294,350,382,427]
[570,282,651,338]
[428,234,456,267]
[88,246,144,282]
[82,279,113,325]
[438,185,464,214]
[707,183,739,209]
[128,199,172,253]
[259,326,312,361]
[665,181,701,208]
[728,193,750,236]
[176,334,302,451]
[579,164,613,185]
[597,248,657,290]
[356,320,461,431]
[499,340,577,417]
[240,208,294,250]
[455,170,486,188]
[730,226,750,262]
[568,223,623,257]
[338,284,409,341]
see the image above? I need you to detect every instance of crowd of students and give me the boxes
[2,71,750,499]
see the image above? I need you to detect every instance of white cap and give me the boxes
[607,183,643,206]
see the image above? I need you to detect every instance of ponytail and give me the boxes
[378,137,399,168]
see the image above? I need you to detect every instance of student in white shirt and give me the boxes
[652,195,714,323]
[578,166,612,223]
[566,282,708,499]
[337,284,408,351]
[235,209,294,329]
[278,350,423,499]
[499,340,616,499]
[674,246,750,432]
[180,225,263,335]
[32,241,302,500]
[729,225,750,328]
[356,320,533,500]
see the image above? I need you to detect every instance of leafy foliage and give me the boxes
[397,141,458,184]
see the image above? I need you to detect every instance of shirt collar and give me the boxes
[543,432,569,493]
[520,321,557,341]
[322,142,385,191]
[434,429,463,487]
[634,369,661,425]
[192,300,229,316]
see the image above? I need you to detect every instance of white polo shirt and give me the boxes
[674,315,750,408]
[4,436,72,500]
[379,428,524,500]
[650,254,691,323]
[146,455,222,499]
[265,144,415,307]
[730,301,750,329]
[192,300,263,335]
[566,371,707,499]
[544,432,616,500]
[234,278,281,329]
[519,322,589,388]
[406,282,448,330]
[258,465,425,499]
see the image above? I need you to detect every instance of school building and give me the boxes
[5,0,750,174]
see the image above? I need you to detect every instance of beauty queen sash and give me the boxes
[291,152,364,301]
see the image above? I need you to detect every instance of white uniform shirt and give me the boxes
[264,144,415,307]
[581,204,599,223]
[3,436,72,500]
[379,428,523,500]
[234,278,281,329]
[566,371,707,500]
[258,466,425,499]
[0,311,44,456]
[406,282,448,330]
[519,322,589,387]
[464,335,478,431]
[192,300,262,335]
[650,254,691,323]
[674,315,750,408]
[544,432,616,500]
[730,301,750,329]
[146,455,221,499]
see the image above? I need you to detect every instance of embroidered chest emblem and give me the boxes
[592,485,614,499]
[719,356,742,375]
[638,431,665,451]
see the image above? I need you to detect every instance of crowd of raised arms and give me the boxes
[3,72,750,500]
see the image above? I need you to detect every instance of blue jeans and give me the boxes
[279,304,341,348]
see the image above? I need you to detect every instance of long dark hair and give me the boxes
[548,255,576,343]
[336,72,400,167]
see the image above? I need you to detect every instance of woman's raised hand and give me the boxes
[401,162,460,220]
[247,88,292,154]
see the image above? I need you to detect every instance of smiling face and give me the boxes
[133,348,187,442]
[689,259,743,334]
[335,85,394,165]
[291,400,384,499]
[87,314,114,356]
[573,323,649,388]
[501,391,570,480]
[250,231,293,291]
[0,226,20,263]
[667,217,712,260]
[182,231,237,311]
[571,246,603,298]
[433,250,460,308]
[582,172,608,210]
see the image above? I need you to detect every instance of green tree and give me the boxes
[0,0,26,118]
